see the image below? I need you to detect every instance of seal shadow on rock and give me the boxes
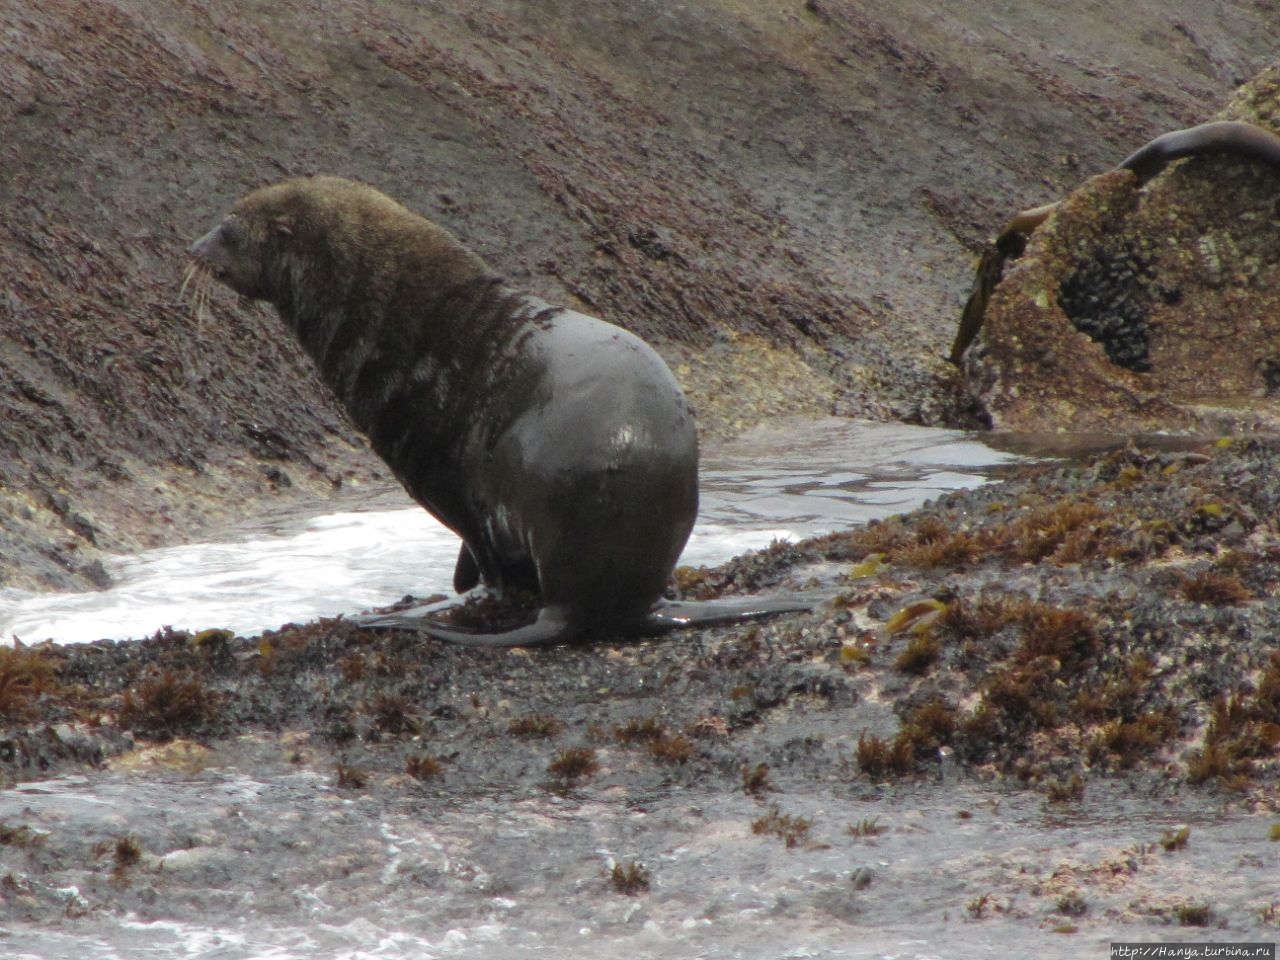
[187,176,810,646]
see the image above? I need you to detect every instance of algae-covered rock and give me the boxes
[962,66,1280,434]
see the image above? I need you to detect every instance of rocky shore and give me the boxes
[2,439,1279,949]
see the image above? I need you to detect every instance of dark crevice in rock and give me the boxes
[1057,246,1156,372]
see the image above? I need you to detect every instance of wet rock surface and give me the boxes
[3,441,1280,951]
[961,68,1280,433]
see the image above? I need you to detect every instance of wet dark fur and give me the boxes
[189,178,811,645]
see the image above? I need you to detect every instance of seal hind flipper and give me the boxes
[646,594,816,631]
[419,607,577,647]
[356,593,817,646]
[359,605,577,648]
[350,591,475,628]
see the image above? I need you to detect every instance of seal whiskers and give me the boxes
[177,260,218,380]
[181,259,225,337]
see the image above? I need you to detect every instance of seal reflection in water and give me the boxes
[188,176,808,646]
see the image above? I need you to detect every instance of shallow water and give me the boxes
[0,419,1023,644]
[0,754,1270,960]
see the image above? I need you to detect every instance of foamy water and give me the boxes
[0,419,1023,644]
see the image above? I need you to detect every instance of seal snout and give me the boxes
[188,225,226,277]
[187,218,260,294]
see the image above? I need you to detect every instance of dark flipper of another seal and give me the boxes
[950,120,1280,365]
[354,593,817,647]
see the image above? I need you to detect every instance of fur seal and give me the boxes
[187,176,808,646]
[950,120,1280,364]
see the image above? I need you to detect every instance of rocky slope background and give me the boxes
[2,0,1278,590]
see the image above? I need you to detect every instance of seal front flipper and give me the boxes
[453,544,480,593]
[647,594,817,631]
